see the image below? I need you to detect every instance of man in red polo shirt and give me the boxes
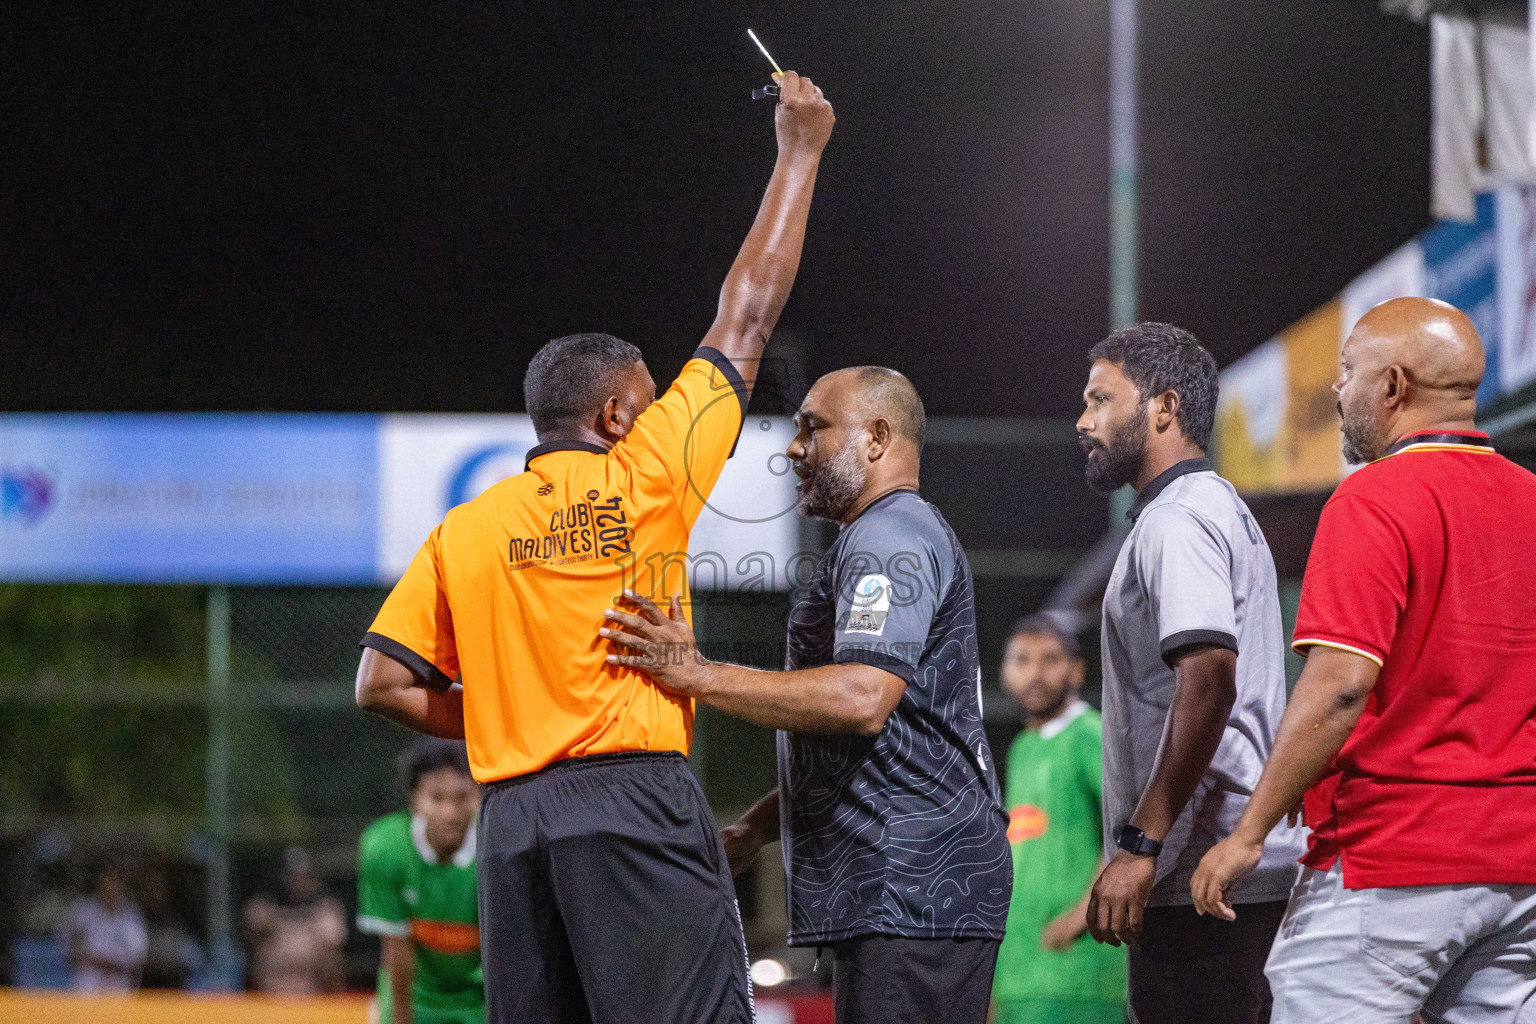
[1190,297,1536,1023]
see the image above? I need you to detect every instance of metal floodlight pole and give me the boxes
[1110,0,1138,334]
[205,585,233,973]
[1109,0,1139,525]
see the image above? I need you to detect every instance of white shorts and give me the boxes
[1266,860,1536,1024]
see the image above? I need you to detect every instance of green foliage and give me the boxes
[0,584,204,685]
[0,705,206,820]
[0,585,403,847]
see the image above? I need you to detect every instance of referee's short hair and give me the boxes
[1007,613,1083,661]
[1089,322,1219,451]
[524,333,644,435]
[396,738,473,795]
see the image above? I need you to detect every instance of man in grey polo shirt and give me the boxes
[1076,323,1303,1024]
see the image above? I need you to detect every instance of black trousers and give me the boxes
[477,752,753,1024]
[1127,900,1288,1024]
[831,934,1001,1024]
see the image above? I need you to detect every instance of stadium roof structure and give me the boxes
[1379,0,1536,450]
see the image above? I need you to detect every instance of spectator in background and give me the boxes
[244,847,346,994]
[65,864,147,992]
[11,831,75,989]
[138,865,205,989]
[357,739,483,1024]
[991,615,1126,1024]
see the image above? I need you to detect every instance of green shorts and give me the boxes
[991,997,1126,1024]
[379,1000,486,1024]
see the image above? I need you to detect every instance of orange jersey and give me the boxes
[363,349,747,783]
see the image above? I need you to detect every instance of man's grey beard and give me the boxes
[1339,400,1383,465]
[795,442,867,521]
[1081,407,1149,494]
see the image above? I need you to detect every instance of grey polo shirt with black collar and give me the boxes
[1099,458,1305,906]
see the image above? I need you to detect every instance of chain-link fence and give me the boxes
[222,586,401,844]
[0,583,814,989]
[0,417,1105,990]
[0,583,407,990]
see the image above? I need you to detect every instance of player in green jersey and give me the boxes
[358,739,484,1024]
[991,616,1127,1024]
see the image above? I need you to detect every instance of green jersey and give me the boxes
[357,811,484,1023]
[992,703,1126,1005]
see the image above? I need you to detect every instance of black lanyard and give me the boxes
[1383,433,1492,456]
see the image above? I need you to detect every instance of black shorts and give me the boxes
[477,751,753,1024]
[1127,899,1287,1024]
[831,933,1001,1024]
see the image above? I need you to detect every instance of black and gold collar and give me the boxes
[1382,432,1494,458]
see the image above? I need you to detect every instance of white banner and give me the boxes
[376,415,539,579]
[1341,239,1427,341]
[1495,185,1536,393]
[376,414,802,589]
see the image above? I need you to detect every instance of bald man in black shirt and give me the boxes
[600,366,1012,1024]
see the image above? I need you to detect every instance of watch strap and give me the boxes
[1116,824,1163,858]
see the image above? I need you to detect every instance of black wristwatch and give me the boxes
[1116,824,1163,858]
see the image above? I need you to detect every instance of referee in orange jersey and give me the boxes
[354,73,835,1024]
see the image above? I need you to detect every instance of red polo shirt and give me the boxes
[1293,430,1536,888]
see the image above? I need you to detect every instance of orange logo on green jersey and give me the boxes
[1008,804,1048,843]
[410,919,480,955]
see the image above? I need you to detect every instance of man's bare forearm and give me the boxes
[739,788,781,844]
[1047,855,1106,946]
[1129,647,1237,840]
[382,935,415,1024]
[355,648,466,739]
[693,661,903,737]
[704,152,820,356]
[368,685,465,740]
[1230,647,1376,844]
[598,591,900,735]
[1073,856,1107,913]
[701,73,833,389]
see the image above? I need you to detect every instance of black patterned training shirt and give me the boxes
[777,488,1012,945]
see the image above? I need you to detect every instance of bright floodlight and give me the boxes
[750,958,789,987]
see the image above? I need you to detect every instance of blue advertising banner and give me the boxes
[0,415,379,583]
[1423,192,1500,406]
[0,413,801,586]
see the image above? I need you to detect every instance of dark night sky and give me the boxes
[2,1,1429,417]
